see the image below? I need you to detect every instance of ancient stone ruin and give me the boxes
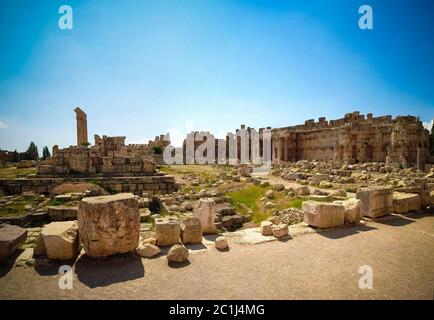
[181,112,430,170]
[0,108,177,196]
[271,112,430,169]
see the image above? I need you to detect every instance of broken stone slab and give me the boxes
[180,216,202,244]
[78,193,140,257]
[333,198,362,224]
[39,221,80,260]
[307,174,331,185]
[302,201,345,228]
[48,206,78,221]
[136,243,161,258]
[356,187,393,218]
[155,217,181,247]
[260,221,273,236]
[167,244,188,263]
[54,194,72,203]
[272,224,289,238]
[15,248,34,267]
[215,236,229,250]
[0,224,28,261]
[193,198,217,234]
[296,186,310,196]
[393,192,421,214]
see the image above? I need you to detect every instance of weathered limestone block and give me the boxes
[302,201,345,228]
[333,199,362,224]
[155,218,181,246]
[296,186,310,196]
[78,193,140,257]
[180,216,202,244]
[167,244,188,263]
[40,221,80,260]
[0,224,27,261]
[215,236,229,250]
[272,224,289,238]
[136,243,161,258]
[260,221,273,236]
[356,187,393,218]
[307,174,331,185]
[193,198,217,234]
[48,206,78,221]
[393,192,421,214]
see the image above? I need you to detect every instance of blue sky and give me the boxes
[0,0,433,151]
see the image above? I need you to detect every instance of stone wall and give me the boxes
[271,112,430,168]
[0,175,177,196]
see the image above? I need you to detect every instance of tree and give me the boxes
[430,123,434,156]
[10,149,19,163]
[24,142,39,160]
[42,146,51,160]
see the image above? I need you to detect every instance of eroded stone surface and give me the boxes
[393,192,421,214]
[155,218,181,247]
[333,199,362,224]
[356,187,393,218]
[78,193,140,257]
[303,201,345,228]
[193,198,217,234]
[0,224,27,261]
[180,216,202,244]
[167,244,188,263]
[40,221,80,260]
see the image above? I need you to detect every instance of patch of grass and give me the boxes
[226,186,310,224]
[0,167,37,179]
[48,198,63,206]
[0,203,26,217]
[226,185,271,224]
[227,185,267,211]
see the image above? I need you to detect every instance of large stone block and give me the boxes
[180,216,202,244]
[78,193,140,257]
[40,221,80,260]
[302,201,345,228]
[0,224,27,261]
[155,217,181,246]
[193,198,217,234]
[333,198,362,224]
[356,187,393,218]
[393,192,421,214]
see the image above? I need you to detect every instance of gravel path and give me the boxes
[1,211,433,300]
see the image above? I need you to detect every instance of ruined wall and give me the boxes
[270,112,430,168]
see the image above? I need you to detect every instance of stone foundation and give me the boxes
[0,175,177,196]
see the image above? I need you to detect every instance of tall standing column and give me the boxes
[74,107,88,146]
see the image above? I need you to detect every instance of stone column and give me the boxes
[74,107,88,146]
[416,147,421,170]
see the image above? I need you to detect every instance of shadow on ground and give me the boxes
[75,252,144,288]
[317,224,377,239]
[0,249,23,277]
[374,214,415,227]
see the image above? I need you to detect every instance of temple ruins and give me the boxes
[182,111,430,169]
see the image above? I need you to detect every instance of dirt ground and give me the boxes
[1,211,433,300]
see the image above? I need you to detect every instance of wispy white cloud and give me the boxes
[423,119,433,131]
[0,121,8,129]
